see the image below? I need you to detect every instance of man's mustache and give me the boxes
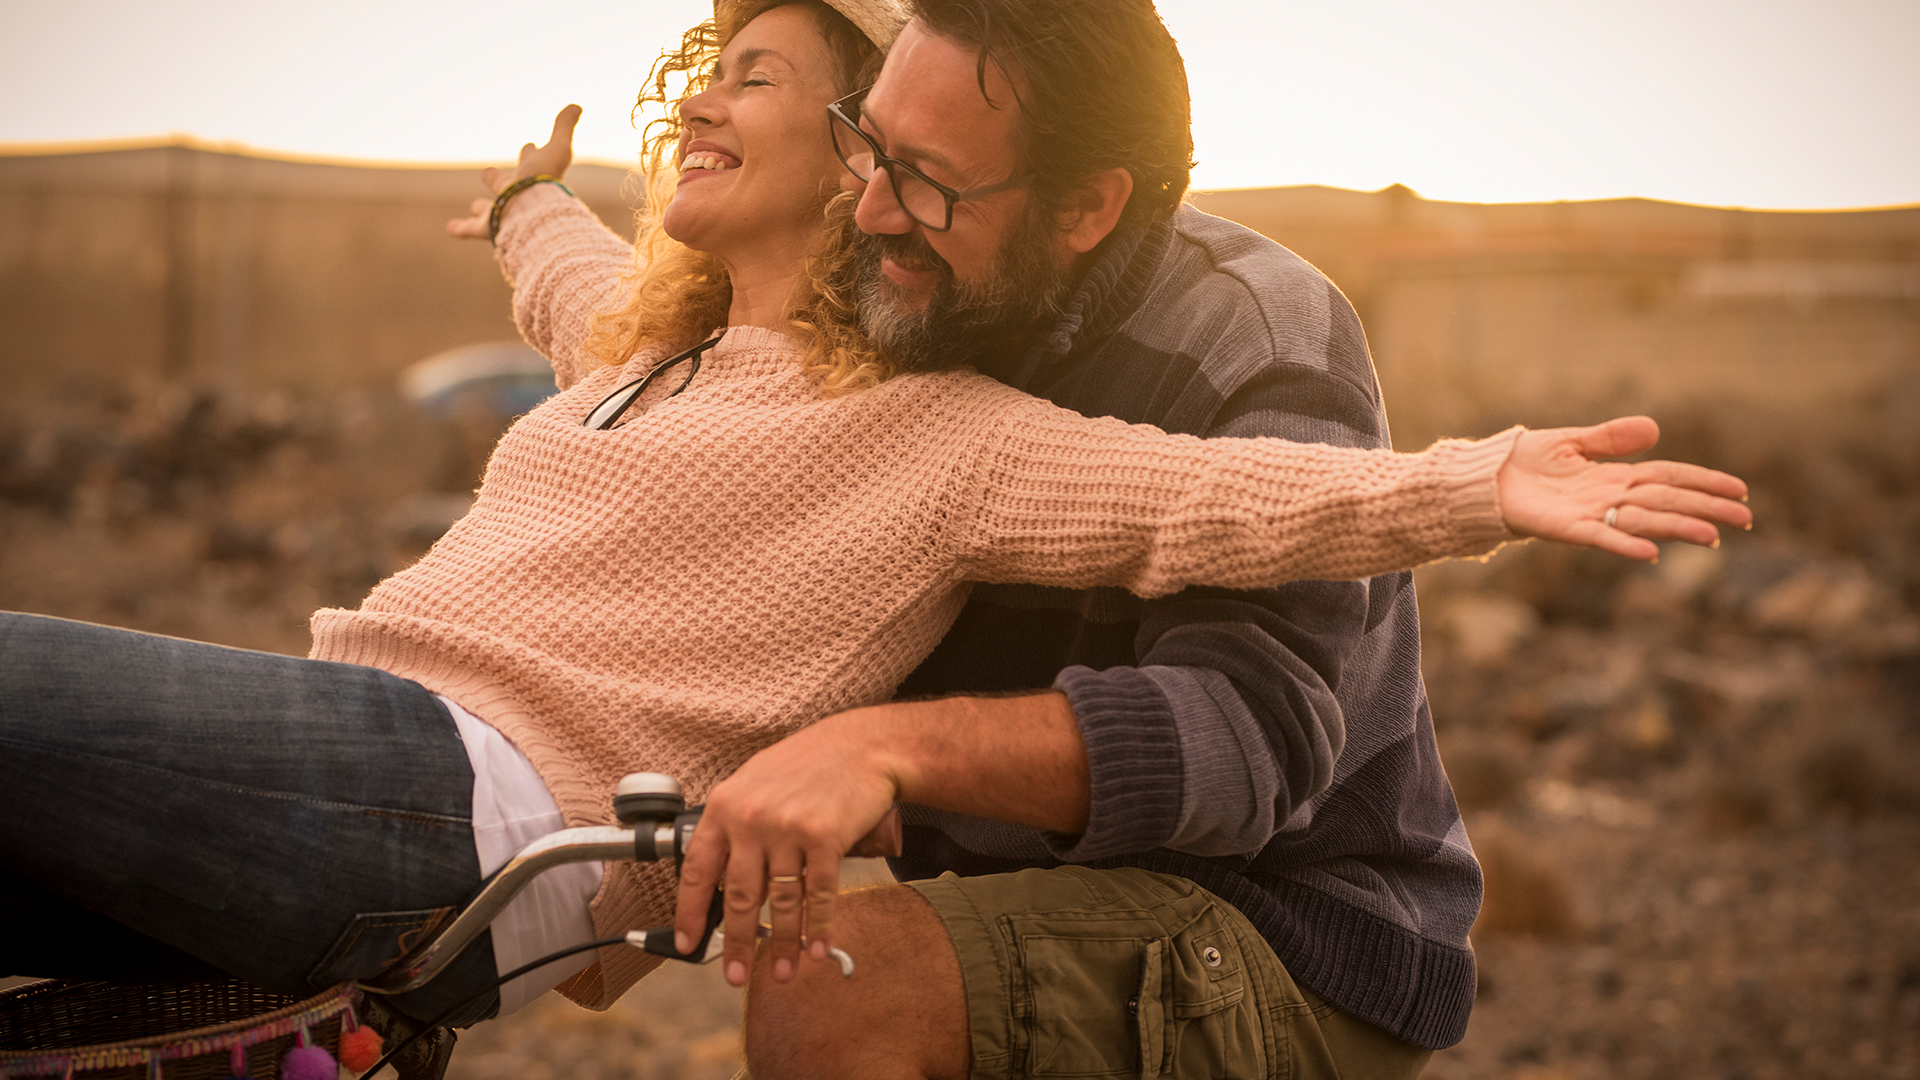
[861,229,952,279]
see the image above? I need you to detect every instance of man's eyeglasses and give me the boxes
[827,87,1033,233]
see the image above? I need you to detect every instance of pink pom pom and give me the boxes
[338,1025,386,1073]
[280,1043,337,1080]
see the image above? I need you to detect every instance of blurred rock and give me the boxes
[1658,647,1814,724]
[1530,779,1657,829]
[1698,782,1776,836]
[1444,741,1527,812]
[1797,740,1883,822]
[443,960,743,1080]
[1614,546,1725,627]
[1441,594,1541,667]
[1619,695,1676,754]
[1657,544,1725,599]
[1749,560,1874,634]
[1744,558,1920,658]
[1501,688,1559,743]
[1473,830,1579,939]
[383,492,478,553]
[1541,640,1648,731]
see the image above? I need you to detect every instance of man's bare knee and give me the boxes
[743,884,967,1080]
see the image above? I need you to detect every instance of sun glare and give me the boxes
[0,0,1914,208]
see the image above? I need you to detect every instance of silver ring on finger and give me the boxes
[1604,505,1621,529]
[769,874,803,884]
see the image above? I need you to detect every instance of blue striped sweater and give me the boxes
[891,204,1481,1050]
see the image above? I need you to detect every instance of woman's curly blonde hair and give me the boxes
[581,1,897,394]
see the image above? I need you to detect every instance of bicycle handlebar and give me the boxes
[357,773,855,997]
[356,821,693,994]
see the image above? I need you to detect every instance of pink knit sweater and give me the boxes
[308,186,1519,1005]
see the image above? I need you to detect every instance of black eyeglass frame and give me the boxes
[827,87,1034,232]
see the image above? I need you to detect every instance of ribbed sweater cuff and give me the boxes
[1043,665,1183,862]
[492,181,590,286]
[1436,426,1524,556]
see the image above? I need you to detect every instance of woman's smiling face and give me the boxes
[662,5,849,265]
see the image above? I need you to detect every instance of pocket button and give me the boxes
[1202,946,1223,968]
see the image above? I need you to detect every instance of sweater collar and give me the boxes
[698,324,803,376]
[983,211,1175,391]
[714,323,793,355]
[615,325,800,390]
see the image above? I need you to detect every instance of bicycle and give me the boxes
[0,773,855,1080]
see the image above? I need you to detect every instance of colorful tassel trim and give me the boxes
[279,1026,336,1080]
[336,1004,385,1073]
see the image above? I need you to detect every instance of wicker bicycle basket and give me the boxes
[0,979,351,1080]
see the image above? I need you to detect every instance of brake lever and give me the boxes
[625,888,726,962]
[624,891,856,978]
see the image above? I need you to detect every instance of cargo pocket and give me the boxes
[1023,934,1162,1079]
[1161,914,1262,1078]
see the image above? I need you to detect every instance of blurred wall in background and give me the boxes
[0,142,640,399]
[3,142,1915,448]
[1191,185,1920,451]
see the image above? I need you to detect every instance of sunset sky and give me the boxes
[2,0,1914,209]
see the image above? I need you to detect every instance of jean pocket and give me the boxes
[306,907,454,989]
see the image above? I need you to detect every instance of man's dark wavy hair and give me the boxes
[908,0,1195,231]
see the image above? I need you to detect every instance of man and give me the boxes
[678,2,1476,1077]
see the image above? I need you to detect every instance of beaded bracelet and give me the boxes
[487,174,575,246]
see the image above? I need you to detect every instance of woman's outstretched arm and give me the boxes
[446,106,636,388]
[953,400,1751,595]
[446,105,583,240]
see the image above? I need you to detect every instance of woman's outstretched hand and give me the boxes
[1497,416,1751,561]
[447,104,582,239]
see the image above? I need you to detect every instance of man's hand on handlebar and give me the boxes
[447,105,582,240]
[674,722,904,988]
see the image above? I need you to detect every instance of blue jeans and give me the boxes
[0,612,500,1025]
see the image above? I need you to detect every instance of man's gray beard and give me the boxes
[854,203,1071,373]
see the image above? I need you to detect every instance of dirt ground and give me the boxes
[2,383,1915,1079]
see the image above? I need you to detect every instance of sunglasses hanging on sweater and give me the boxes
[581,336,723,430]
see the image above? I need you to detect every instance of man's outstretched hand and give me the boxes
[447,104,582,239]
[1497,416,1751,561]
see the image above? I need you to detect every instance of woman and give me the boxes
[0,0,1747,1025]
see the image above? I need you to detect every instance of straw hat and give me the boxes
[720,0,909,50]
[821,0,909,48]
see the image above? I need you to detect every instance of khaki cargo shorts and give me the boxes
[907,866,1431,1080]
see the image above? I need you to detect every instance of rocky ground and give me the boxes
[2,385,1915,1079]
